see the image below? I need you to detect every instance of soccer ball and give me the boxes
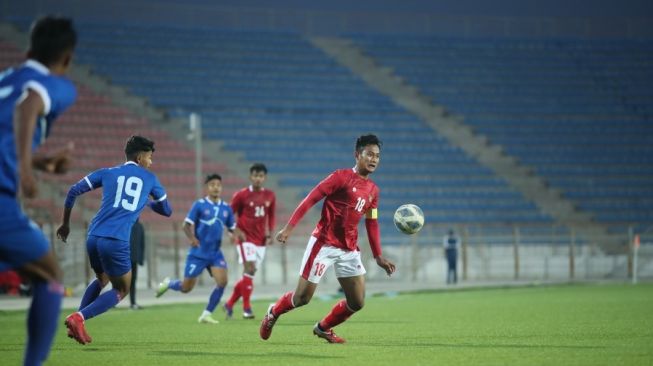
[393,204,424,235]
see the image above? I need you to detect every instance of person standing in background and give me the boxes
[443,229,460,285]
[129,219,145,309]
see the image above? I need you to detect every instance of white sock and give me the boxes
[201,310,212,318]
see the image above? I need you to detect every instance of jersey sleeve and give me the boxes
[64,168,104,208]
[288,171,345,226]
[365,186,382,257]
[184,201,200,225]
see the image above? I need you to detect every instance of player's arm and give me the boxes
[14,89,45,198]
[225,207,245,244]
[32,142,74,175]
[266,194,276,245]
[365,193,395,276]
[276,172,342,244]
[183,202,200,247]
[149,176,172,217]
[56,171,103,242]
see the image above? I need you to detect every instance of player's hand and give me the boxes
[375,256,396,276]
[275,225,293,244]
[20,170,38,198]
[56,225,70,243]
[265,234,273,246]
[46,143,73,174]
[190,237,200,247]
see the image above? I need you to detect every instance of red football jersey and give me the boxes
[231,186,276,246]
[289,168,379,252]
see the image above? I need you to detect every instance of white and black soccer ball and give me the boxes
[393,204,424,235]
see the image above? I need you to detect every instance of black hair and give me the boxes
[355,134,382,152]
[28,16,77,66]
[250,163,268,175]
[124,135,155,161]
[205,173,222,184]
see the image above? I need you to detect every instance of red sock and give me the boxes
[271,291,295,317]
[319,299,356,330]
[226,279,243,308]
[242,275,254,310]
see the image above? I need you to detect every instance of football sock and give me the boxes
[80,289,122,320]
[24,280,63,366]
[271,291,295,317]
[318,299,356,330]
[206,286,225,312]
[241,275,254,311]
[79,278,102,310]
[226,279,242,308]
[168,279,182,292]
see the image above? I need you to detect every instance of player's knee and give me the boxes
[347,299,364,312]
[293,293,312,307]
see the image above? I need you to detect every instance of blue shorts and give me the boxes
[87,235,131,277]
[184,250,227,278]
[0,195,50,272]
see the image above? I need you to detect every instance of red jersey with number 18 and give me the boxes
[288,168,379,252]
[231,186,276,246]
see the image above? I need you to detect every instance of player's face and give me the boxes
[355,144,380,175]
[249,171,266,189]
[206,179,222,199]
[137,151,153,169]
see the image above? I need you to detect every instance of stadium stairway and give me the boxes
[308,37,619,250]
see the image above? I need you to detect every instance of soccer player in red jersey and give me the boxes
[224,163,276,319]
[260,134,396,343]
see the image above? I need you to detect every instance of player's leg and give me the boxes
[130,260,139,308]
[240,260,257,318]
[156,255,203,297]
[198,262,227,324]
[1,206,65,365]
[67,237,131,344]
[260,237,330,340]
[78,236,109,311]
[313,249,367,343]
[224,243,248,315]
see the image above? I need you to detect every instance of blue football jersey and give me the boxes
[185,197,235,258]
[65,161,170,241]
[0,60,76,196]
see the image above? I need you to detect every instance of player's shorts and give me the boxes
[0,195,50,272]
[299,236,366,284]
[237,242,266,268]
[184,250,227,278]
[86,235,131,277]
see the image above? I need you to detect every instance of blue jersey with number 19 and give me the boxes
[65,161,170,241]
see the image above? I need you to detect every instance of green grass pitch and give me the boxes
[1,284,652,365]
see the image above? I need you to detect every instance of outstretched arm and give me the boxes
[57,177,95,242]
[276,172,342,244]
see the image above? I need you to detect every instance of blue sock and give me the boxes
[79,279,103,310]
[168,279,182,292]
[206,286,225,312]
[79,289,122,321]
[24,281,63,366]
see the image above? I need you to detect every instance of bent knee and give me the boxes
[347,300,364,312]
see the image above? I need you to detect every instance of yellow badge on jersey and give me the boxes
[366,208,378,219]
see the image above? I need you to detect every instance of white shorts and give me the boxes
[299,236,366,284]
[237,242,266,268]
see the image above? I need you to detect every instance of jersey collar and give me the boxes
[124,161,138,166]
[24,59,50,75]
[248,185,264,192]
[205,196,222,205]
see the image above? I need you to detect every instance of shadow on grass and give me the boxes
[356,341,605,350]
[152,350,344,359]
